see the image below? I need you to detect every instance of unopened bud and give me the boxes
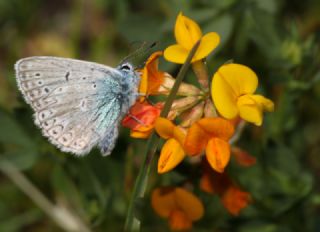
[204,99,217,118]
[158,73,201,96]
[180,101,205,127]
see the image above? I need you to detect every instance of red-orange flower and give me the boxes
[151,187,204,231]
[122,102,162,138]
[184,117,234,173]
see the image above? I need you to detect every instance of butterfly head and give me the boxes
[118,62,134,73]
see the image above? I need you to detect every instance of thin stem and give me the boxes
[0,158,92,232]
[124,41,201,231]
[230,120,246,145]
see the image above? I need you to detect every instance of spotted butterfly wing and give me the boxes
[15,56,140,156]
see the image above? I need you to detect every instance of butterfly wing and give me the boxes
[15,56,125,156]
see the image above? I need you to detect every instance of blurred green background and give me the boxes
[1,0,320,231]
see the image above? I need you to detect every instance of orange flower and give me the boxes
[151,187,204,231]
[122,102,162,138]
[184,117,234,173]
[154,118,186,173]
[200,161,251,216]
[221,186,251,216]
[139,51,165,99]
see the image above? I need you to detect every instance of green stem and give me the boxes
[124,41,201,231]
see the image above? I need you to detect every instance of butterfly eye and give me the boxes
[120,63,133,71]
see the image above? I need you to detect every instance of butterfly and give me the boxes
[15,56,140,156]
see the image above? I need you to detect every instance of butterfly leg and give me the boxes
[99,126,119,156]
[127,113,146,126]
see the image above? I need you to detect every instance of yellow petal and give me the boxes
[158,139,186,173]
[138,69,148,98]
[151,187,176,218]
[174,187,204,221]
[164,44,189,64]
[211,69,238,119]
[206,137,231,173]
[175,12,202,50]
[251,94,274,112]
[130,130,151,139]
[237,95,259,126]
[212,64,258,119]
[218,64,258,95]
[155,117,175,139]
[237,94,274,126]
[192,32,220,62]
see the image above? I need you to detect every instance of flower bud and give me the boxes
[157,73,201,96]
[180,101,204,127]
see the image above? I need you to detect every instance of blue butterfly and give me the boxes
[15,57,140,156]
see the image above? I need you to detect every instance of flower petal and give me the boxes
[232,147,256,167]
[155,117,175,139]
[251,94,274,112]
[173,126,186,146]
[175,12,202,50]
[221,185,251,216]
[164,44,189,64]
[184,122,209,155]
[146,51,165,95]
[206,137,230,173]
[130,125,153,138]
[212,69,239,119]
[158,139,186,173]
[174,188,204,221]
[218,63,258,95]
[192,32,220,62]
[151,187,176,218]
[237,94,263,126]
[139,68,148,97]
[168,209,192,231]
[197,117,234,141]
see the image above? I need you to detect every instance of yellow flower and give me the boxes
[211,63,274,126]
[151,187,204,231]
[154,118,186,173]
[164,12,220,64]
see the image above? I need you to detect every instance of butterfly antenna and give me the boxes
[120,41,158,68]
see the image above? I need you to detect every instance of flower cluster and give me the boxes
[123,12,274,230]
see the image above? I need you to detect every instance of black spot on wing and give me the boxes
[65,72,70,81]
